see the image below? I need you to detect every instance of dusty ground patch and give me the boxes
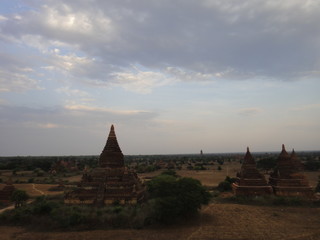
[1,203,320,240]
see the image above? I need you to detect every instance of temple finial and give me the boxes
[108,124,116,137]
[247,146,250,152]
[282,144,285,151]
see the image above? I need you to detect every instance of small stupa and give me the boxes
[0,177,16,203]
[232,147,273,196]
[65,125,145,205]
[269,144,314,198]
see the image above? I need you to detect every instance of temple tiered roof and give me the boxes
[65,124,145,205]
[232,147,273,196]
[0,178,15,203]
[269,144,314,198]
[99,124,124,168]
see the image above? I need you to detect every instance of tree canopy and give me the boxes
[147,174,211,223]
[11,190,29,208]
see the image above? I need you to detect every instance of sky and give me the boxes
[0,0,320,156]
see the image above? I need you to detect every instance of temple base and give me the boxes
[232,183,273,196]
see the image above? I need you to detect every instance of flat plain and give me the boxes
[1,161,320,240]
[1,203,320,240]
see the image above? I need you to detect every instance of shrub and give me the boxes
[217,181,232,192]
[160,169,178,177]
[147,175,211,224]
[11,190,29,208]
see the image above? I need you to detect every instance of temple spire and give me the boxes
[243,147,255,165]
[103,124,122,153]
[99,124,124,168]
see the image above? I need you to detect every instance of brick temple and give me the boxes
[269,144,314,198]
[232,147,273,196]
[0,178,15,203]
[64,125,145,205]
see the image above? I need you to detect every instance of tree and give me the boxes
[160,169,179,177]
[147,175,211,223]
[217,181,232,192]
[11,190,29,208]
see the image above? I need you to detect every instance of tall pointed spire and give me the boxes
[281,144,288,155]
[232,147,273,196]
[269,145,314,198]
[103,124,122,153]
[99,124,124,168]
[243,147,255,165]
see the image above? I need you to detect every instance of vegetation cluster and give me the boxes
[0,170,211,229]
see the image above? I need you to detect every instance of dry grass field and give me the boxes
[0,183,63,197]
[1,162,320,240]
[139,161,320,188]
[1,203,320,240]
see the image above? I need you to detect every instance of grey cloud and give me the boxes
[1,0,320,88]
[0,104,158,128]
[238,107,262,116]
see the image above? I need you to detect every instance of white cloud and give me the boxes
[238,107,263,116]
[64,104,151,116]
[36,123,60,129]
[1,0,319,92]
[0,15,8,21]
[0,69,43,92]
[290,104,320,112]
[111,68,173,94]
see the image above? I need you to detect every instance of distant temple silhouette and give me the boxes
[64,125,145,205]
[232,147,273,196]
[269,144,314,198]
[233,145,314,198]
[0,178,15,203]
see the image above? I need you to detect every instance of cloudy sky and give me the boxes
[0,0,320,156]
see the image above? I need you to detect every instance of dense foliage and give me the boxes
[147,173,211,223]
[217,176,237,192]
[11,190,29,208]
[0,196,153,229]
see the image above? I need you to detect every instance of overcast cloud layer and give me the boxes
[0,0,320,155]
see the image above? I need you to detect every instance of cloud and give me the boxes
[238,107,262,116]
[0,69,43,92]
[0,0,319,93]
[0,51,43,92]
[0,104,158,130]
[36,123,60,129]
[64,104,152,116]
[111,68,173,94]
[290,103,320,112]
[56,86,89,97]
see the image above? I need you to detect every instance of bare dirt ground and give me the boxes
[0,184,63,197]
[140,162,319,188]
[1,203,320,240]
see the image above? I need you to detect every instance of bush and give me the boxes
[161,169,178,177]
[147,175,211,224]
[225,176,237,184]
[217,181,232,192]
[11,190,29,208]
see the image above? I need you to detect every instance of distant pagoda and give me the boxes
[232,147,273,196]
[0,177,15,203]
[269,144,314,198]
[65,125,145,205]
